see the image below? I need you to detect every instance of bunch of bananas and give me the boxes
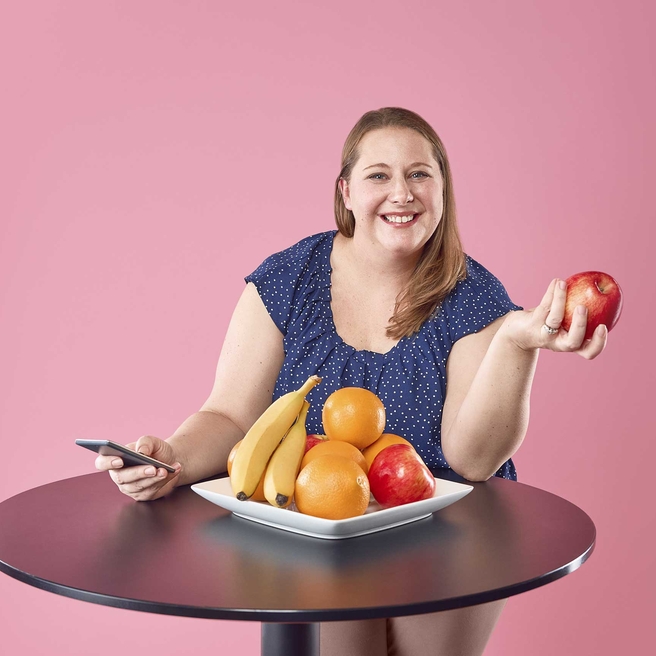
[230,375,322,507]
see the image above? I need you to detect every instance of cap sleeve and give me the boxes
[244,232,329,335]
[443,255,523,343]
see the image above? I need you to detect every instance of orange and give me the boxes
[322,387,386,450]
[300,439,369,474]
[227,440,266,501]
[362,433,414,469]
[295,454,370,520]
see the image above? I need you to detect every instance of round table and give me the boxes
[0,472,595,656]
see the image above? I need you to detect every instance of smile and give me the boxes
[380,213,418,225]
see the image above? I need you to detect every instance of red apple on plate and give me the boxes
[368,444,436,508]
[561,271,623,341]
[304,434,328,454]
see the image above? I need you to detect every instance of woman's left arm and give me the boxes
[441,278,608,482]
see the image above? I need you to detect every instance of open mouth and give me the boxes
[379,213,419,225]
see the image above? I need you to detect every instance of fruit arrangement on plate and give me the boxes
[228,377,436,520]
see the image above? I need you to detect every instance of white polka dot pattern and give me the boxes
[245,231,523,481]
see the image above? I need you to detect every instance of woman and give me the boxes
[96,107,607,655]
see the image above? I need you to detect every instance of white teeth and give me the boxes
[384,214,415,223]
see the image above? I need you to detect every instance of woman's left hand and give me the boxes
[501,278,608,360]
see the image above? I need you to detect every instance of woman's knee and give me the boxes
[387,599,508,656]
[320,618,388,656]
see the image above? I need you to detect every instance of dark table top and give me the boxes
[0,472,595,623]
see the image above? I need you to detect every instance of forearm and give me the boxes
[167,410,245,487]
[442,322,540,481]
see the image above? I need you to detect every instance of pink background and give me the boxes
[1,1,654,654]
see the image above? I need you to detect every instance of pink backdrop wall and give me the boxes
[1,1,654,654]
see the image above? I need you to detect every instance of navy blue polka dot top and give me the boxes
[245,230,523,481]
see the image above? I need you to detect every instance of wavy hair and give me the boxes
[334,107,467,339]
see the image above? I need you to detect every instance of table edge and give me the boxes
[0,534,595,622]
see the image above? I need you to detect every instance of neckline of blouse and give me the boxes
[325,230,409,359]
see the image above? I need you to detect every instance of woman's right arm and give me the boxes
[96,282,285,500]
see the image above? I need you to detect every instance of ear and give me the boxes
[338,178,352,211]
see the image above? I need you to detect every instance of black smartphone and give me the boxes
[75,439,176,473]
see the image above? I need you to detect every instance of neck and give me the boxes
[337,231,421,292]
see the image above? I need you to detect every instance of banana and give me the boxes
[230,375,321,500]
[264,400,310,508]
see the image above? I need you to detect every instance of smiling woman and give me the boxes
[340,129,443,253]
[334,107,467,340]
[95,106,610,656]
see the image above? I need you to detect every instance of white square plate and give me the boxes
[191,477,473,540]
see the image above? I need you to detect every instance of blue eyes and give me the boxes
[368,171,429,180]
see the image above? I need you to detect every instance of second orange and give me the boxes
[322,387,386,450]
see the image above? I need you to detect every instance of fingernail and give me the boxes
[559,280,567,291]
[111,458,123,468]
[577,305,587,315]
[157,469,167,478]
[597,324,607,336]
[144,467,156,476]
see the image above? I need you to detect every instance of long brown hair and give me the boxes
[334,107,467,340]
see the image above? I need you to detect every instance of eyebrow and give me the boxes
[363,162,433,170]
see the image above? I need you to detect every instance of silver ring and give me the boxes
[542,323,559,335]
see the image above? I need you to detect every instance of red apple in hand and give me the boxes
[561,271,623,341]
[304,434,328,454]
[368,444,436,508]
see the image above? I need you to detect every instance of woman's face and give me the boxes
[340,127,444,258]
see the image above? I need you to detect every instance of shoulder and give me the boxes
[246,231,335,281]
[459,254,512,295]
[441,254,522,341]
[244,231,335,335]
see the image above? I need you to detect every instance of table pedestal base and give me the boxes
[261,622,319,656]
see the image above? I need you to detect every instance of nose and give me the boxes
[389,177,413,204]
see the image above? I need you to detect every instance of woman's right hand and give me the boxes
[95,436,182,501]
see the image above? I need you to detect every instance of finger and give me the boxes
[118,474,167,495]
[131,476,179,502]
[117,468,180,496]
[135,435,173,463]
[96,455,124,471]
[536,278,558,321]
[544,279,567,329]
[562,305,588,351]
[576,324,608,360]
[110,464,160,486]
[135,435,155,456]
